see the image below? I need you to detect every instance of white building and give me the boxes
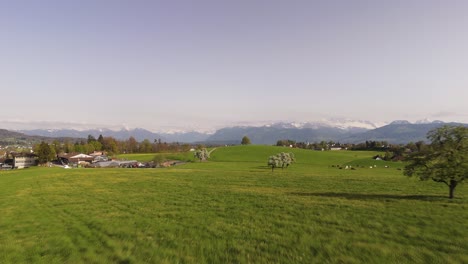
[12,153,38,169]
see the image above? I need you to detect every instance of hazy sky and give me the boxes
[1,0,467,131]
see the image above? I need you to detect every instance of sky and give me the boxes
[1,0,467,132]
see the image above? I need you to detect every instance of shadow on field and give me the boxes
[288,192,445,201]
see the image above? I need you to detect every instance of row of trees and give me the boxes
[35,135,193,157]
[277,139,432,161]
[277,139,428,150]
[277,140,351,150]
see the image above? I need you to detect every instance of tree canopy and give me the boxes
[35,141,56,164]
[194,148,210,162]
[404,125,468,199]
[268,152,296,172]
[241,136,251,145]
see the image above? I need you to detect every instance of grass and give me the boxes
[117,152,196,162]
[0,145,467,263]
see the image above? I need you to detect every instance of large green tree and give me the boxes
[404,125,467,199]
[127,136,138,153]
[241,136,251,145]
[101,137,119,154]
[35,142,56,164]
[139,139,153,153]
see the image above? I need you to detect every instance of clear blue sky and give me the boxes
[1,0,467,131]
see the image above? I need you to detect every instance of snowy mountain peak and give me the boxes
[269,119,381,130]
[390,120,411,125]
[415,118,433,124]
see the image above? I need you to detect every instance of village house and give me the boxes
[1,153,38,169]
[58,153,94,165]
[330,146,343,151]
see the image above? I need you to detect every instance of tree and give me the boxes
[126,136,138,153]
[101,137,119,154]
[51,140,62,154]
[35,142,56,165]
[88,140,102,152]
[276,139,296,147]
[87,134,97,144]
[404,125,468,199]
[153,154,166,167]
[280,152,295,168]
[267,155,282,172]
[194,148,210,162]
[268,152,295,172]
[241,136,251,145]
[74,142,85,153]
[98,134,104,145]
[139,139,152,153]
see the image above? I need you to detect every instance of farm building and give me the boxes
[58,153,94,165]
[1,153,38,169]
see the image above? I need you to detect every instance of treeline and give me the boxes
[276,139,429,161]
[35,135,192,155]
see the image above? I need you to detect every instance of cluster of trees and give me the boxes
[36,135,115,156]
[276,139,433,161]
[351,140,391,150]
[267,152,295,172]
[277,139,349,150]
[33,135,193,157]
[352,140,429,161]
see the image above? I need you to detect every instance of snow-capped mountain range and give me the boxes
[10,118,462,144]
[265,119,383,130]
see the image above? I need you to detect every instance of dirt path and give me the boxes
[208,148,218,155]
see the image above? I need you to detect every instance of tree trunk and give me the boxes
[449,180,457,199]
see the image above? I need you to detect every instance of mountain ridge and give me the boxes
[13,119,466,144]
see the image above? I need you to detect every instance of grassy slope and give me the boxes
[117,152,196,162]
[0,146,466,263]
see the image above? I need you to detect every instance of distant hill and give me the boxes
[0,129,29,139]
[206,121,467,145]
[160,132,210,143]
[0,129,79,146]
[341,121,466,144]
[21,128,161,142]
[20,128,213,143]
[206,124,364,145]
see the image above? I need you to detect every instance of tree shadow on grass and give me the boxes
[252,166,269,169]
[252,165,294,170]
[288,192,447,202]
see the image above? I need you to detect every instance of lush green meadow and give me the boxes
[117,152,196,163]
[1,146,467,263]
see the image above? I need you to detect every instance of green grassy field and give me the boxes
[117,152,196,163]
[1,146,467,263]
